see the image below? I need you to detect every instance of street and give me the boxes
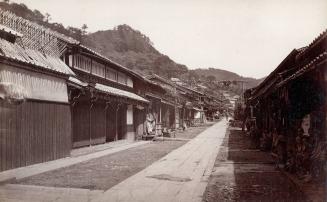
[203,126,306,201]
[0,122,219,202]
[93,120,228,202]
[0,120,306,202]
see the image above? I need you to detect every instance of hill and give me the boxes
[83,25,188,78]
[191,68,264,89]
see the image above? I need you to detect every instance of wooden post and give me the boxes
[89,92,97,146]
[89,101,93,147]
[105,101,111,142]
[115,103,121,141]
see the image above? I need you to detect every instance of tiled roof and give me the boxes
[297,29,327,58]
[0,9,79,45]
[0,38,75,76]
[277,51,327,87]
[0,24,23,37]
[95,83,149,103]
[145,74,176,86]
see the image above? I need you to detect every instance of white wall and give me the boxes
[0,64,68,103]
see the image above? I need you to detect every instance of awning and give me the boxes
[95,83,149,103]
[145,93,162,101]
[68,76,88,87]
[161,99,175,107]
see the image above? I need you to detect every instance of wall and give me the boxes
[0,64,68,103]
[72,100,107,147]
[0,100,71,172]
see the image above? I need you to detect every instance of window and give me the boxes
[117,72,127,85]
[73,54,91,73]
[126,76,133,87]
[92,61,105,77]
[106,67,117,81]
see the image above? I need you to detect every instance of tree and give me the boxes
[3,0,10,4]
[81,24,88,35]
[33,9,44,22]
[67,26,82,40]
[45,12,51,22]
[206,75,216,83]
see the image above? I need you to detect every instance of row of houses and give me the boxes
[244,29,326,182]
[0,9,221,172]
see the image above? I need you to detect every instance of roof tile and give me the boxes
[95,83,148,103]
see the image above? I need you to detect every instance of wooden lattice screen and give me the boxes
[0,8,79,57]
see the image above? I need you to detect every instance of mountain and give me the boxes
[191,68,264,89]
[83,25,188,78]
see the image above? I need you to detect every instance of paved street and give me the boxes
[0,122,220,202]
[93,120,228,202]
[202,126,306,202]
[0,121,307,202]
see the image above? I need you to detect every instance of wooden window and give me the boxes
[106,67,117,81]
[92,60,105,77]
[126,76,133,87]
[73,54,91,73]
[117,72,127,85]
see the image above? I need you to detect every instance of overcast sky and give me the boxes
[11,0,327,78]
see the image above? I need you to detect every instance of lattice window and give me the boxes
[92,60,105,78]
[73,54,91,73]
[106,67,117,81]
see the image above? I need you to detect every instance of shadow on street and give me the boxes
[203,127,307,202]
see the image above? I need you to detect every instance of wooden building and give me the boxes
[147,74,209,130]
[174,83,206,126]
[203,95,222,121]
[65,45,149,148]
[146,74,181,130]
[0,9,78,171]
[245,29,327,182]
[0,9,150,172]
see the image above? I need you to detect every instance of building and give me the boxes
[64,45,149,148]
[0,9,78,171]
[145,74,179,133]
[0,9,151,171]
[245,29,326,182]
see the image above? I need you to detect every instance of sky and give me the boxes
[10,0,327,78]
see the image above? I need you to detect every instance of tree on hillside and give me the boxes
[45,12,51,22]
[32,9,44,22]
[67,26,82,40]
[206,75,216,83]
[81,24,88,35]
